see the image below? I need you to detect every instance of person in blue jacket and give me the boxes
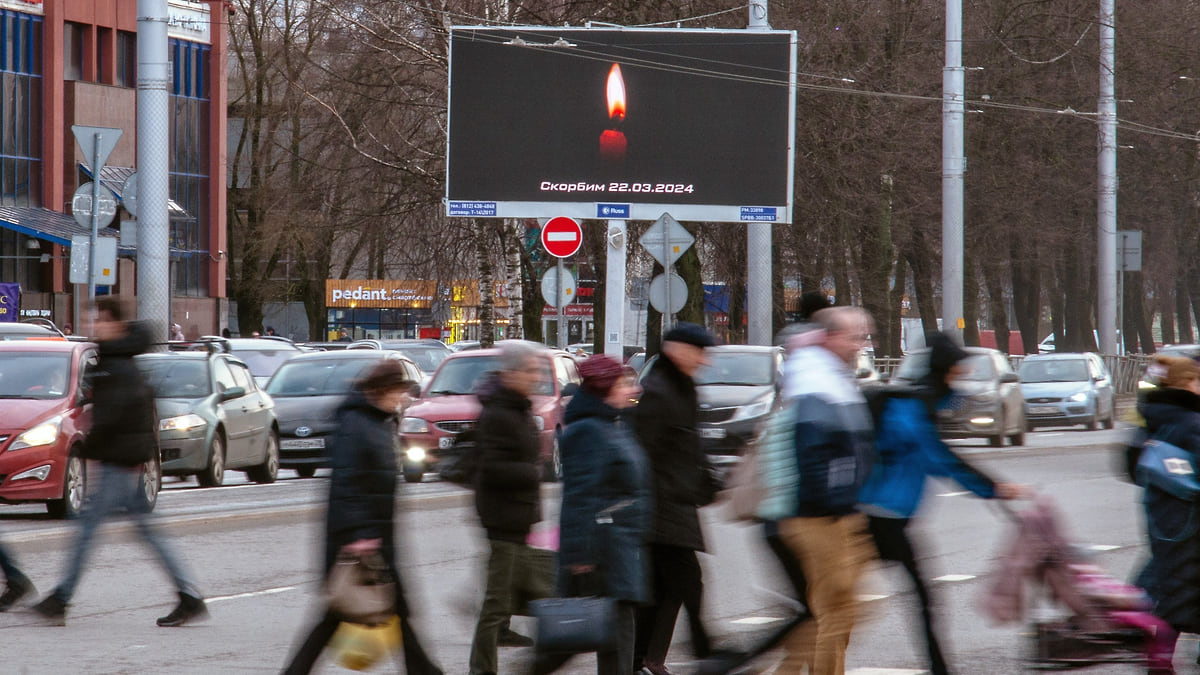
[858,332,1023,675]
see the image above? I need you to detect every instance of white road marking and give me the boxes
[857,594,889,602]
[1036,432,1064,437]
[732,616,785,625]
[1087,544,1120,551]
[207,585,298,604]
[848,669,927,675]
[933,574,976,582]
[937,491,970,497]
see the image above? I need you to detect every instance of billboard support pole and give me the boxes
[1097,0,1118,355]
[137,0,171,343]
[942,0,966,343]
[747,0,772,346]
[604,220,626,358]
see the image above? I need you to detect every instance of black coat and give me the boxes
[558,390,653,604]
[473,375,542,543]
[83,322,158,466]
[1136,386,1200,632]
[633,353,715,551]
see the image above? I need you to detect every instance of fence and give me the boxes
[870,353,1152,395]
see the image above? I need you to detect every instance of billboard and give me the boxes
[446,27,796,223]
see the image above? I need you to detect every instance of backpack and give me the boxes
[437,427,478,487]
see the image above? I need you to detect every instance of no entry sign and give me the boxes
[541,217,583,258]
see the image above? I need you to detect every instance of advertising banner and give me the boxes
[446,27,796,223]
[0,283,19,322]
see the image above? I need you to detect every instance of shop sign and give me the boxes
[542,304,594,317]
[326,280,437,308]
[168,0,211,44]
[0,1,43,16]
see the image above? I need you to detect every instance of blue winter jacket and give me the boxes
[858,395,996,519]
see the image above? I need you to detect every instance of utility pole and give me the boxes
[137,0,171,341]
[1097,0,1118,355]
[942,0,965,343]
[746,0,772,345]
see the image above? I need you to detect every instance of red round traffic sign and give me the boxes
[541,217,583,258]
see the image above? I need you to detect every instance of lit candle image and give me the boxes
[599,63,626,163]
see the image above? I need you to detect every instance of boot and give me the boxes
[30,593,66,626]
[156,592,208,627]
[0,575,34,612]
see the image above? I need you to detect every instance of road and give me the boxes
[0,425,1183,674]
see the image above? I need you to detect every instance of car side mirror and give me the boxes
[999,372,1019,384]
[219,386,246,401]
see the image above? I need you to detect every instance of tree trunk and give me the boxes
[1161,290,1176,346]
[646,261,663,357]
[1176,280,1193,343]
[585,221,606,355]
[984,263,1011,354]
[502,219,523,340]
[963,255,980,347]
[675,223,704,326]
[856,174,896,353]
[884,256,906,357]
[1010,239,1042,354]
[905,243,938,337]
[475,219,495,347]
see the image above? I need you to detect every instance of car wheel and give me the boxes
[1009,430,1025,446]
[1085,416,1098,432]
[247,431,279,484]
[403,463,424,484]
[136,453,162,513]
[197,433,226,488]
[1103,411,1115,429]
[295,466,317,479]
[989,433,1004,447]
[47,450,86,519]
[541,433,562,483]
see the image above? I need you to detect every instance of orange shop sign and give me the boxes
[325,280,437,308]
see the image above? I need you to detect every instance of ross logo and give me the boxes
[295,426,312,438]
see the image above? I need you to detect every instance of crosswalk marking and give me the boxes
[932,574,976,582]
[732,616,786,625]
[847,669,927,675]
[1087,544,1120,551]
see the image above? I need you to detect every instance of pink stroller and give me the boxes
[983,497,1175,671]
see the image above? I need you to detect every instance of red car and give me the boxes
[0,340,96,517]
[398,348,581,483]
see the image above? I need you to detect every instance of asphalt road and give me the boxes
[0,424,1185,674]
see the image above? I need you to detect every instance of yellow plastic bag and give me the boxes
[329,616,402,671]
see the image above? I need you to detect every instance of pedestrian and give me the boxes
[857,332,1026,675]
[533,355,652,675]
[1133,354,1200,672]
[222,327,232,338]
[62,322,73,336]
[282,360,442,674]
[31,296,206,627]
[0,540,34,612]
[777,306,877,674]
[468,340,555,675]
[266,326,277,336]
[170,323,185,341]
[337,328,351,342]
[632,322,721,675]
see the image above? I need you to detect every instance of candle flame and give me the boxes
[606,63,626,122]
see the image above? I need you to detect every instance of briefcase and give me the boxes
[529,595,618,654]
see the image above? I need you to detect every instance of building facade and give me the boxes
[0,0,227,336]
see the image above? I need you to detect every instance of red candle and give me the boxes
[599,63,626,163]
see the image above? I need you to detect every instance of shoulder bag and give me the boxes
[324,551,396,626]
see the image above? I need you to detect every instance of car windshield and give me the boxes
[230,348,297,377]
[389,346,446,373]
[895,352,994,382]
[694,352,775,386]
[137,359,211,398]
[1019,359,1089,383]
[0,353,71,399]
[267,359,378,397]
[427,356,554,397]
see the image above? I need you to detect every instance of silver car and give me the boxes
[1018,352,1115,430]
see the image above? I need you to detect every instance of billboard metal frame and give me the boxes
[444,26,797,224]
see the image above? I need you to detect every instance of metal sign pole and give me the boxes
[88,134,101,307]
[663,229,672,331]
[556,257,566,348]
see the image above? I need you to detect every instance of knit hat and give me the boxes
[926,332,970,380]
[579,354,627,396]
[663,322,715,348]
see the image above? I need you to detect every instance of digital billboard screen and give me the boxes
[446,27,796,223]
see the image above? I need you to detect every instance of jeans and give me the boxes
[867,516,949,675]
[532,600,638,675]
[469,540,555,675]
[55,462,197,602]
[0,537,27,584]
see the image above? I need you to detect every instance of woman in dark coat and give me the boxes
[283,362,441,675]
[1136,355,1200,673]
[534,355,653,675]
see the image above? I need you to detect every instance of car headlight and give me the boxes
[1068,392,1089,403]
[159,414,208,433]
[400,417,429,434]
[533,415,546,432]
[731,395,774,422]
[405,447,427,463]
[10,415,63,451]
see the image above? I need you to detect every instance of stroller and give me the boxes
[983,497,1175,671]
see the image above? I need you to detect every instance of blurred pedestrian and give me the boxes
[282,360,442,674]
[221,327,232,338]
[0,540,34,612]
[468,340,554,675]
[534,356,652,675]
[32,296,206,627]
[170,323,185,341]
[337,328,351,342]
[632,322,720,675]
[777,306,877,674]
[858,332,1025,675]
[266,326,277,336]
[62,322,73,336]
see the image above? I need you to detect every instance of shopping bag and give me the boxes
[529,595,618,654]
[329,616,402,671]
[324,552,396,625]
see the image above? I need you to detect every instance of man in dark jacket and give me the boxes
[468,340,554,675]
[32,297,205,627]
[633,322,717,675]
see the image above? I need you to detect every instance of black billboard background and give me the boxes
[447,29,793,207]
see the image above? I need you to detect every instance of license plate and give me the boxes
[438,436,455,449]
[1029,406,1059,415]
[281,438,325,450]
[700,428,727,439]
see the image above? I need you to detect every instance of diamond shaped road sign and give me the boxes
[639,213,695,268]
[71,125,123,171]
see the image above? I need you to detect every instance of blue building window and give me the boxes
[169,38,210,296]
[0,10,41,208]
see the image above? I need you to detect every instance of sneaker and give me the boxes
[497,627,534,647]
[156,592,208,627]
[0,576,34,612]
[30,594,66,626]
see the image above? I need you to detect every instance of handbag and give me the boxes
[1136,439,1200,501]
[329,615,402,671]
[529,594,618,654]
[324,551,396,625]
[721,441,764,522]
